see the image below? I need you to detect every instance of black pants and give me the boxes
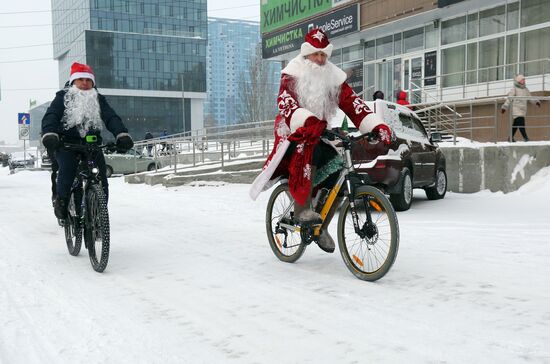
[55,149,108,201]
[512,117,528,140]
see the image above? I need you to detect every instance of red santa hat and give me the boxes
[69,62,95,86]
[300,28,333,58]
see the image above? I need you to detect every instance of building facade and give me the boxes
[261,0,549,105]
[205,18,281,126]
[52,0,207,139]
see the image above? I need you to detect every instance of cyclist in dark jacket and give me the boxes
[41,62,134,219]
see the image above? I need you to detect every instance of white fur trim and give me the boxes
[281,56,347,86]
[41,132,58,143]
[300,42,333,58]
[289,108,315,132]
[70,72,95,85]
[249,139,291,200]
[116,132,131,141]
[359,113,385,134]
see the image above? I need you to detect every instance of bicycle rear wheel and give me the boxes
[266,183,306,263]
[84,184,110,272]
[64,188,83,256]
[337,185,399,281]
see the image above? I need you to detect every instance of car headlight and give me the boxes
[92,167,99,174]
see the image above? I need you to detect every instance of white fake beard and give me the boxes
[294,59,341,121]
[63,85,103,137]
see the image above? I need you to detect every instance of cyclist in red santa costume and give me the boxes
[250,28,392,253]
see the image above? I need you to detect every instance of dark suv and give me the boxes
[351,100,447,211]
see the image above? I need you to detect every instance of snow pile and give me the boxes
[0,169,549,363]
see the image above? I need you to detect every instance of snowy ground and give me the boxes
[1,166,549,363]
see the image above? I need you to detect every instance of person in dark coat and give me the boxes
[372,90,384,101]
[144,131,154,156]
[41,62,134,219]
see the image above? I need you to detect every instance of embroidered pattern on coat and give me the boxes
[278,90,298,118]
[352,98,370,115]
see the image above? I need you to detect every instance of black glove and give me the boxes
[116,133,134,152]
[42,133,60,150]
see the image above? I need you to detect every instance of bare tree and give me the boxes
[237,43,280,123]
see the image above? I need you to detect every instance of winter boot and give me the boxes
[54,197,68,219]
[293,166,321,224]
[317,229,335,253]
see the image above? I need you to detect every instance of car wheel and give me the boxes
[105,165,113,178]
[147,163,156,171]
[390,167,413,211]
[425,168,447,200]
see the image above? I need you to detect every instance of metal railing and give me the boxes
[131,120,275,175]
[409,58,549,103]
[413,96,550,144]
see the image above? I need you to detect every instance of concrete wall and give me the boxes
[441,143,550,193]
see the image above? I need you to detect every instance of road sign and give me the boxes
[18,113,30,125]
[18,113,31,140]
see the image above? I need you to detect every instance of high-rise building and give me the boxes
[205,18,281,126]
[51,0,207,139]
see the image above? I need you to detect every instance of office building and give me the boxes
[52,0,207,139]
[205,18,281,126]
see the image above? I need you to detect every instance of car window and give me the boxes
[398,114,413,129]
[411,117,428,138]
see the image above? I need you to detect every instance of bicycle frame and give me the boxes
[63,139,112,226]
[280,130,375,239]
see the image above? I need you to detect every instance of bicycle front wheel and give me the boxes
[84,184,110,273]
[266,183,306,263]
[64,188,83,256]
[337,185,399,281]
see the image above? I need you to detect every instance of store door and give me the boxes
[402,55,423,104]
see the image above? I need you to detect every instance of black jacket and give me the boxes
[41,85,128,143]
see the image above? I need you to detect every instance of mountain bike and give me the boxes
[61,136,113,273]
[265,129,399,281]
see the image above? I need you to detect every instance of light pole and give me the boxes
[181,73,186,134]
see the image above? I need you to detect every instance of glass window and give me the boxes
[365,63,375,97]
[364,40,375,60]
[441,45,465,87]
[466,43,477,84]
[393,58,402,99]
[478,37,504,82]
[520,27,550,76]
[467,13,478,39]
[375,36,393,59]
[332,48,342,64]
[442,16,466,45]
[505,34,518,79]
[403,28,424,53]
[394,33,402,55]
[521,0,550,27]
[342,44,362,62]
[507,2,519,30]
[479,6,505,37]
[425,23,437,49]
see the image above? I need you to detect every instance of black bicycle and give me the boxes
[61,136,113,273]
[266,129,399,281]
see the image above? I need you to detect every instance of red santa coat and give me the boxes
[249,56,386,202]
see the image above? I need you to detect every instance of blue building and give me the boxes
[51,0,207,139]
[205,18,281,126]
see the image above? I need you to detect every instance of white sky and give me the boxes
[0,0,260,145]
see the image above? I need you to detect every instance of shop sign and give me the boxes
[262,4,359,58]
[261,0,332,34]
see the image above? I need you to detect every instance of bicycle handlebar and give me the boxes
[322,129,377,143]
[61,142,117,153]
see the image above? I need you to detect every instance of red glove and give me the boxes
[373,124,392,145]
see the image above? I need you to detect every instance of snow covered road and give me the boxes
[1,166,549,363]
